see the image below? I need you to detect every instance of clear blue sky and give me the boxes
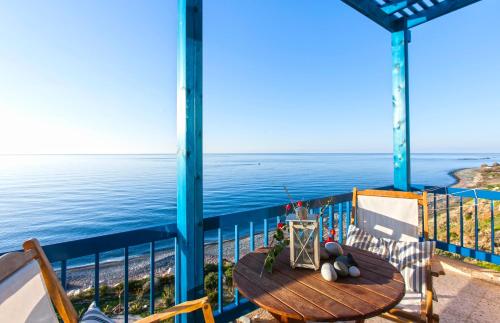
[0,0,498,154]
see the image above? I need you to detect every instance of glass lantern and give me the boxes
[287,218,320,270]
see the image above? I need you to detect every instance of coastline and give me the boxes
[63,162,499,294]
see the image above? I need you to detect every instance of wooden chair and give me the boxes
[0,239,214,323]
[350,188,445,323]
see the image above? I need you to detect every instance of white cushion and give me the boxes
[0,259,58,323]
[80,301,115,323]
[356,195,419,242]
[346,225,435,293]
[395,291,422,314]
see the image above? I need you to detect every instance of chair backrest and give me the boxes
[351,188,429,242]
[0,239,78,323]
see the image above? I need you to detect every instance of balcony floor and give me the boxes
[239,256,500,323]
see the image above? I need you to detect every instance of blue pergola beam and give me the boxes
[406,0,483,29]
[341,0,398,32]
[392,30,411,191]
[176,0,204,321]
[381,1,421,15]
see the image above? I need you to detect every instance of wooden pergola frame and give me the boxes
[175,1,483,321]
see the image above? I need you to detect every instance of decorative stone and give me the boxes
[348,266,361,277]
[335,255,349,266]
[324,241,343,257]
[320,247,329,260]
[333,260,349,277]
[321,263,337,281]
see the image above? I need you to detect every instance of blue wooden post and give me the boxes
[392,29,411,191]
[177,0,204,321]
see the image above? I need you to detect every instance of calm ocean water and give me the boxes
[0,153,499,252]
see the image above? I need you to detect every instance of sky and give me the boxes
[0,0,499,154]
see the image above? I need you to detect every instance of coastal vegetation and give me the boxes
[432,163,500,271]
[69,261,235,319]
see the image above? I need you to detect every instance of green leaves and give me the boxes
[262,224,289,274]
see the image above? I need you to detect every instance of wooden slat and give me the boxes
[235,247,406,322]
[233,271,302,320]
[234,261,333,321]
[240,254,363,320]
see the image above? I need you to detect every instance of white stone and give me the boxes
[349,266,361,277]
[325,241,343,256]
[321,262,337,281]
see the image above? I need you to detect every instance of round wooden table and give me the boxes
[233,245,405,322]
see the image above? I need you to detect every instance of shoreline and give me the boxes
[63,163,498,294]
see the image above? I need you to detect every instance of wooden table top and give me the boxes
[233,245,405,322]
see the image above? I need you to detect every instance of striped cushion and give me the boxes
[346,225,435,293]
[80,302,114,323]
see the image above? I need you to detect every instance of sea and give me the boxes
[0,153,499,253]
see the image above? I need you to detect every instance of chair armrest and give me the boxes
[136,297,214,323]
[431,257,445,277]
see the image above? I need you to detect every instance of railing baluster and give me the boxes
[319,213,323,242]
[124,247,129,323]
[491,200,495,254]
[150,241,155,314]
[249,221,254,252]
[347,201,352,226]
[338,203,343,243]
[344,201,349,232]
[94,253,100,306]
[446,194,450,244]
[263,218,268,247]
[475,197,479,251]
[217,228,223,313]
[433,193,437,240]
[460,197,464,247]
[234,224,239,306]
[328,205,333,231]
[61,260,67,291]
[175,237,180,306]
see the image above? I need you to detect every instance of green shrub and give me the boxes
[204,272,218,291]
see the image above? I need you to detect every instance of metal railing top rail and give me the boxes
[203,191,354,231]
[412,184,500,200]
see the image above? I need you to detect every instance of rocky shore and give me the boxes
[64,162,500,294]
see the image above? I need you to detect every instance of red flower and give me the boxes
[297,201,303,207]
[325,237,333,243]
[277,222,284,230]
[285,204,291,212]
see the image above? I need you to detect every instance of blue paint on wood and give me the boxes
[249,222,254,252]
[412,185,500,201]
[234,224,239,306]
[436,241,500,265]
[328,205,333,231]
[263,218,268,247]
[174,236,180,304]
[177,0,204,320]
[446,195,450,244]
[406,0,482,29]
[475,197,479,250]
[392,30,411,191]
[434,194,438,240]
[94,253,99,305]
[61,260,67,291]
[341,0,398,31]
[150,242,155,314]
[491,200,495,254]
[124,247,129,323]
[338,203,343,243]
[217,228,223,313]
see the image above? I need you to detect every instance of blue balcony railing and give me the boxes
[2,185,499,322]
